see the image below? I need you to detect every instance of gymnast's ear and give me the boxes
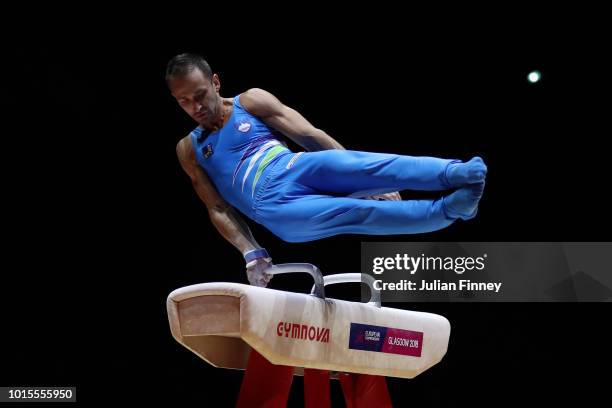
[212,73,221,93]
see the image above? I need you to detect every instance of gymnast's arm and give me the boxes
[239,88,345,151]
[176,137,263,256]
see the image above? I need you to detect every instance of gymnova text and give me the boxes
[373,279,503,293]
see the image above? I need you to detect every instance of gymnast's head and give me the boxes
[166,53,223,127]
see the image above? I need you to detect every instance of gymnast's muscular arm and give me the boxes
[239,88,346,151]
[176,136,263,256]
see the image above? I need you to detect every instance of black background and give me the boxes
[2,8,611,407]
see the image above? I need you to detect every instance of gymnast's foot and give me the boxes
[442,182,485,220]
[444,157,487,187]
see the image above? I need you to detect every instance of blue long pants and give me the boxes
[252,150,462,242]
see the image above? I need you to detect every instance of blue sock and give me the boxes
[442,181,485,220]
[444,157,487,187]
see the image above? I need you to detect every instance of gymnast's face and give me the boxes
[169,68,222,128]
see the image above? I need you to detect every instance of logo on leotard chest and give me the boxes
[235,120,252,133]
[204,143,214,158]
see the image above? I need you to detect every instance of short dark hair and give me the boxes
[165,53,212,85]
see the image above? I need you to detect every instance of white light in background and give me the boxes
[527,70,542,83]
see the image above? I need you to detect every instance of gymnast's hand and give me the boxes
[369,191,402,201]
[246,257,274,287]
